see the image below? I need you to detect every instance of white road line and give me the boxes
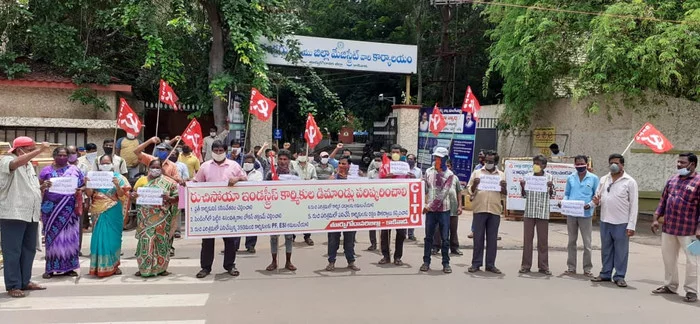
[0,294,209,311]
[0,274,216,286]
[29,258,205,269]
[52,321,206,324]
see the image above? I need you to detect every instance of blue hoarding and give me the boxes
[417,107,476,183]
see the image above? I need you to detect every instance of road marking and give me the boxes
[30,258,205,269]
[0,273,217,286]
[52,321,206,324]
[0,294,209,311]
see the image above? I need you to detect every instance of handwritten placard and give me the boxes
[524,175,548,193]
[349,164,360,178]
[560,200,585,217]
[137,187,163,206]
[477,174,501,192]
[390,161,410,175]
[48,177,78,195]
[87,171,114,189]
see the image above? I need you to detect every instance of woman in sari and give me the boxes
[86,155,131,277]
[39,147,84,278]
[130,159,178,277]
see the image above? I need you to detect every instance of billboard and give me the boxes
[417,107,476,183]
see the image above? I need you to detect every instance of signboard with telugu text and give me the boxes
[533,127,556,148]
[504,160,575,212]
[184,179,423,238]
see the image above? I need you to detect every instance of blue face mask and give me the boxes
[156,150,170,160]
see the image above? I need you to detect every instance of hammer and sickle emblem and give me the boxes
[307,126,317,144]
[185,133,201,151]
[254,99,269,117]
[120,113,140,134]
[640,135,665,150]
[429,114,441,130]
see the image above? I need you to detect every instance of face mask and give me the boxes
[321,158,329,164]
[149,168,162,177]
[485,163,495,171]
[533,165,542,174]
[400,156,407,162]
[98,164,113,171]
[408,161,416,169]
[391,153,401,161]
[678,168,691,176]
[156,150,170,160]
[103,147,113,155]
[68,154,79,163]
[298,156,308,163]
[86,152,98,163]
[575,166,587,173]
[210,132,216,137]
[212,152,227,162]
[55,157,68,166]
[609,163,621,174]
[243,163,255,172]
[126,134,136,140]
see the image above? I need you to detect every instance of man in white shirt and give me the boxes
[291,149,317,246]
[77,143,98,174]
[591,153,638,288]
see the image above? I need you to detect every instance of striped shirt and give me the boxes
[523,173,553,220]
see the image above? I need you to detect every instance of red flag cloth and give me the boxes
[304,114,323,149]
[249,87,276,122]
[379,153,391,178]
[159,79,179,110]
[429,104,447,136]
[461,86,481,121]
[117,98,143,136]
[269,155,279,180]
[634,122,673,153]
[181,118,204,161]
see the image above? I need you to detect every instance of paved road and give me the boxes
[1,214,697,323]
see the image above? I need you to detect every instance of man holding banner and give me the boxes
[325,156,361,272]
[265,150,299,272]
[562,155,599,277]
[518,155,555,275]
[379,144,413,266]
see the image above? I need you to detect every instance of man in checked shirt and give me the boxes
[651,152,700,303]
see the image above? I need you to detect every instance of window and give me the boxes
[0,127,87,147]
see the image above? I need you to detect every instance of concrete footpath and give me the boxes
[0,212,697,324]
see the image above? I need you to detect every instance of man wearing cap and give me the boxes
[316,151,335,180]
[421,147,458,273]
[133,136,183,183]
[0,137,51,297]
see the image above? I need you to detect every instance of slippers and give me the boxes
[22,282,46,291]
[652,286,675,294]
[8,289,25,298]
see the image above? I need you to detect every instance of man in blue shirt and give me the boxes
[562,155,599,277]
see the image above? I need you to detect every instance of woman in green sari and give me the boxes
[86,154,131,277]
[130,159,178,277]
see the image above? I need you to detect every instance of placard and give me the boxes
[348,164,360,179]
[560,200,585,217]
[185,179,424,238]
[477,174,501,192]
[390,161,410,175]
[505,160,575,212]
[48,177,78,195]
[87,171,114,189]
[524,175,548,193]
[137,187,164,206]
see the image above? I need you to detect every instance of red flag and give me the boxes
[181,118,204,161]
[634,122,673,153]
[249,88,276,121]
[269,155,279,180]
[461,86,481,121]
[117,98,143,136]
[379,153,391,178]
[159,79,179,110]
[304,114,323,149]
[429,104,447,136]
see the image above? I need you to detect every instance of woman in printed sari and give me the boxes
[39,147,84,278]
[130,159,178,277]
[86,155,131,277]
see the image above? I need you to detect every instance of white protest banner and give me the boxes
[560,200,585,217]
[48,177,78,195]
[137,187,164,206]
[524,175,548,193]
[278,174,301,181]
[86,171,114,189]
[184,179,424,238]
[504,160,575,212]
[477,174,501,192]
[390,161,410,175]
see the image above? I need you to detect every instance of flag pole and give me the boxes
[152,103,162,155]
[621,138,635,156]
[164,138,182,161]
[242,113,251,155]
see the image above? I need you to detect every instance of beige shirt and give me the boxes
[292,161,318,180]
[467,168,506,216]
[0,155,42,222]
[595,172,639,230]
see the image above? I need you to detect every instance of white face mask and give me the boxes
[149,168,161,177]
[297,156,308,163]
[126,133,136,140]
[243,162,255,172]
[86,152,97,163]
[231,148,241,155]
[321,157,329,164]
[212,152,226,162]
[98,164,113,171]
[484,163,495,170]
[678,168,691,176]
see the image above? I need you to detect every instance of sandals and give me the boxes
[42,273,53,279]
[539,269,552,276]
[326,262,336,271]
[590,276,611,282]
[227,268,240,277]
[266,263,278,271]
[419,263,430,272]
[114,268,123,275]
[519,268,531,274]
[652,286,676,294]
[66,270,79,277]
[684,292,697,303]
[366,245,377,251]
[443,265,452,274]
[486,267,502,274]
[467,267,480,273]
[158,271,171,277]
[378,257,390,265]
[614,279,627,287]
[564,270,576,275]
[134,271,141,277]
[8,289,25,298]
[304,238,315,246]
[23,282,47,291]
[196,269,210,278]
[347,262,360,271]
[393,259,404,266]
[285,263,297,271]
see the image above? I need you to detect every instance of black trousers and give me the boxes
[369,230,377,245]
[433,216,459,251]
[234,236,258,250]
[200,237,240,272]
[380,229,406,259]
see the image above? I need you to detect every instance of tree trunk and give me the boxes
[439,5,452,106]
[201,0,227,132]
[415,0,424,105]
